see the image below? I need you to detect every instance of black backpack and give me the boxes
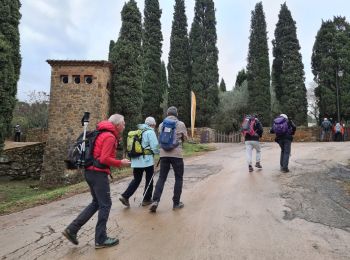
[65,130,109,170]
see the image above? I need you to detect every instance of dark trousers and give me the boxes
[14,132,21,142]
[278,139,292,170]
[67,170,111,244]
[122,165,154,201]
[334,132,342,142]
[152,157,184,205]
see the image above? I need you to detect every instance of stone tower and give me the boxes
[41,60,112,187]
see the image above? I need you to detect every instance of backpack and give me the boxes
[159,118,179,151]
[272,116,289,136]
[65,130,109,170]
[335,124,341,133]
[126,129,152,158]
[241,116,256,137]
[321,120,331,131]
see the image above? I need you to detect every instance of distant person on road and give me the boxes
[62,114,131,249]
[14,124,21,142]
[149,106,188,213]
[334,122,343,142]
[320,117,332,141]
[241,114,263,172]
[270,114,296,173]
[119,116,159,207]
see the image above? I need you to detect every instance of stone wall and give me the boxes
[25,128,48,142]
[0,143,45,179]
[260,127,320,142]
[189,127,216,143]
[41,60,112,187]
[192,127,332,143]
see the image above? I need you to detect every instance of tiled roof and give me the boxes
[47,60,113,69]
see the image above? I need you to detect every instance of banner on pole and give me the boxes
[191,91,196,138]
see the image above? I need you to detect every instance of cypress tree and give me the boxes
[160,61,168,118]
[246,2,271,125]
[142,0,163,124]
[189,0,219,127]
[0,0,21,152]
[312,17,350,122]
[271,3,307,125]
[109,0,142,138]
[168,0,191,125]
[235,69,247,89]
[219,78,226,92]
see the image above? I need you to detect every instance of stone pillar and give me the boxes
[40,60,112,187]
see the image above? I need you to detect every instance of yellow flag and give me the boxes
[191,91,196,138]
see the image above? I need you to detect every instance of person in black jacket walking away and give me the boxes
[270,114,296,173]
[241,115,263,172]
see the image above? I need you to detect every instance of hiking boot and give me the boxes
[281,168,290,173]
[173,202,184,210]
[95,237,119,249]
[255,162,262,168]
[249,165,254,172]
[62,228,78,245]
[141,200,152,206]
[149,201,158,213]
[119,196,130,207]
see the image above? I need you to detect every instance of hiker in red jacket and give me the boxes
[63,114,130,249]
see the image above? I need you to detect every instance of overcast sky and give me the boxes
[17,0,349,101]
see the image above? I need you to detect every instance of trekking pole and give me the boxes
[139,158,160,207]
[79,112,90,167]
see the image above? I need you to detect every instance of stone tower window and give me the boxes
[84,75,93,84]
[73,75,81,84]
[60,75,69,84]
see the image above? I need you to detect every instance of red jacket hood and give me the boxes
[96,120,119,137]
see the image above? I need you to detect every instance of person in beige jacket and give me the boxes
[150,106,188,213]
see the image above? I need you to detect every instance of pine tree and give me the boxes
[0,0,21,152]
[168,0,191,125]
[109,0,143,138]
[246,2,271,125]
[219,78,226,92]
[271,3,307,125]
[142,0,163,124]
[189,0,219,127]
[312,17,350,122]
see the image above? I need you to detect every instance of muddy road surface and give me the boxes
[1,142,349,260]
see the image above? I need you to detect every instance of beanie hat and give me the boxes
[280,114,288,119]
[167,106,178,116]
[145,116,156,126]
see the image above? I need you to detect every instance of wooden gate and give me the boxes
[214,131,241,143]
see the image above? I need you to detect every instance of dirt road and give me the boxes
[1,142,349,260]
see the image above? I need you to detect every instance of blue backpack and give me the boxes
[272,116,290,136]
[159,119,179,151]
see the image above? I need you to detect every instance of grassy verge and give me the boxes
[0,143,215,216]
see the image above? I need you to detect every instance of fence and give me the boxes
[214,131,242,143]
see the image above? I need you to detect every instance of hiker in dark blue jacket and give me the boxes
[270,114,296,173]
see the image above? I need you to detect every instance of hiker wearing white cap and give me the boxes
[270,114,296,173]
[119,116,159,207]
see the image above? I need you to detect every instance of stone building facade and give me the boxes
[40,60,112,187]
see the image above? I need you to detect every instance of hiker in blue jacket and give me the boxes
[119,117,159,207]
[270,114,296,173]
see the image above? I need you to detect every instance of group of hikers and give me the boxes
[61,104,301,250]
[63,106,187,249]
[241,113,296,173]
[320,117,346,142]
